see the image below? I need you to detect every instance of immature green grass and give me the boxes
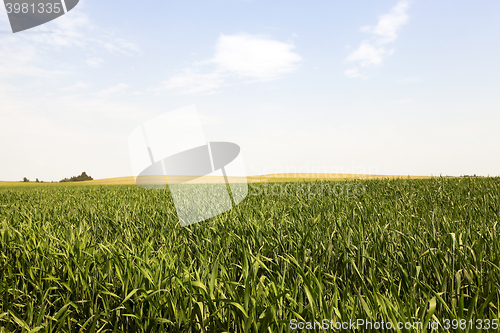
[0,178,499,332]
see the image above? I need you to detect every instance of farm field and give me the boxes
[0,173,437,188]
[0,177,499,332]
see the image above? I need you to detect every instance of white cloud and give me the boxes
[101,37,142,56]
[345,0,410,78]
[156,33,301,94]
[155,69,224,95]
[360,0,410,43]
[44,10,90,47]
[61,81,90,91]
[99,83,129,96]
[0,36,72,78]
[344,68,366,79]
[211,34,301,80]
[346,41,392,67]
[86,57,104,68]
[0,5,140,80]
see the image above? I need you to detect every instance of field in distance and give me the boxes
[0,173,439,187]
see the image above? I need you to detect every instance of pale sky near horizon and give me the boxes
[1,0,499,181]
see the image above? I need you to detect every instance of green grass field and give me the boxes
[0,178,499,332]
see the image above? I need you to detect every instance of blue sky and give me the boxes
[1,0,499,181]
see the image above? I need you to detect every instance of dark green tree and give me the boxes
[60,172,93,183]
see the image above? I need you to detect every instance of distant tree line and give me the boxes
[22,177,42,183]
[22,172,93,183]
[59,172,93,183]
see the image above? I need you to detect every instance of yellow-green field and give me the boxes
[0,173,439,187]
[247,173,435,183]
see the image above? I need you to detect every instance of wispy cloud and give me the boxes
[86,57,104,68]
[156,69,224,95]
[61,81,90,91]
[100,38,142,56]
[0,36,72,78]
[345,0,410,78]
[346,41,394,67]
[344,67,367,79]
[359,0,410,43]
[155,33,302,94]
[0,5,141,80]
[98,83,129,96]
